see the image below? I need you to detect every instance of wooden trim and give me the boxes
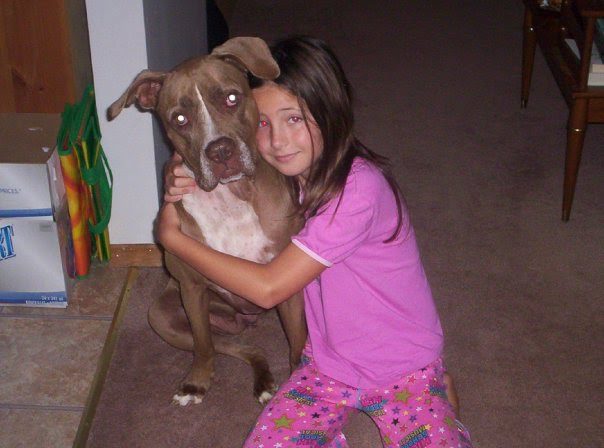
[110,244,164,267]
[73,267,139,447]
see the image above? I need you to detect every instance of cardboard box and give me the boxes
[0,113,74,307]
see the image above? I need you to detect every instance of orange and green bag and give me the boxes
[57,85,113,277]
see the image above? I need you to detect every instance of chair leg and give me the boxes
[521,6,536,108]
[563,99,588,221]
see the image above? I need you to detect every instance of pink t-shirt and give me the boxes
[292,158,444,388]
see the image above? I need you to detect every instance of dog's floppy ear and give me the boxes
[211,37,279,80]
[107,70,167,120]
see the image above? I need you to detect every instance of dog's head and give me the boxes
[108,37,279,191]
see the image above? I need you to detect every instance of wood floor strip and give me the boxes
[72,267,139,447]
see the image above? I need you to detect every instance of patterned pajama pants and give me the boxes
[243,353,472,448]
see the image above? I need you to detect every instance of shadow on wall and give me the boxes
[207,0,230,51]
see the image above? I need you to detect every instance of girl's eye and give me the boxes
[174,114,188,126]
[226,92,239,107]
[258,119,269,128]
[289,116,303,124]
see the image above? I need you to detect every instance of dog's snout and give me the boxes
[205,137,236,163]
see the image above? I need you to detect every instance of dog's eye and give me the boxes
[174,114,188,126]
[225,93,239,107]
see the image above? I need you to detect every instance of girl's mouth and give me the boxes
[274,153,297,163]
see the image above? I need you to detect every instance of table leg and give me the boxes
[563,98,588,221]
[521,6,536,108]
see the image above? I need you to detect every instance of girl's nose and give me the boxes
[270,126,287,149]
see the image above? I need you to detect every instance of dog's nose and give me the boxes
[205,137,236,163]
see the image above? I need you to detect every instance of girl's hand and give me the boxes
[164,153,197,202]
[155,202,181,250]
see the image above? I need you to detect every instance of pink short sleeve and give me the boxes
[292,163,377,266]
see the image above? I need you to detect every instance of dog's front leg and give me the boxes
[276,291,307,372]
[174,279,215,406]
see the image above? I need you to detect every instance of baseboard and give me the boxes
[110,244,163,267]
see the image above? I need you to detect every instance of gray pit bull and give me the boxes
[108,37,306,406]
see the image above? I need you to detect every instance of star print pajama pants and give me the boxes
[243,352,472,448]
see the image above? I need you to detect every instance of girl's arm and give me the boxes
[157,202,325,308]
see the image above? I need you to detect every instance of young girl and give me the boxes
[158,36,472,448]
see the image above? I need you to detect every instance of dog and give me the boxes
[108,37,306,406]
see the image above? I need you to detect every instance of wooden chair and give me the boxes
[521,0,604,221]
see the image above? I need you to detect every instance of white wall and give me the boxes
[85,0,208,244]
[85,0,159,244]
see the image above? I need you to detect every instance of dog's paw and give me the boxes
[173,392,204,406]
[257,390,273,405]
[256,382,278,405]
[173,383,207,406]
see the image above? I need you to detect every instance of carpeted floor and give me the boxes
[87,1,604,447]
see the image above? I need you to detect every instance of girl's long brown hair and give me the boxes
[250,36,404,242]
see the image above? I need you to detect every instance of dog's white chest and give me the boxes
[182,184,274,264]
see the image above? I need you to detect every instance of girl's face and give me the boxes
[252,82,323,183]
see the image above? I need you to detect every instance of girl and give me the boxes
[158,36,472,448]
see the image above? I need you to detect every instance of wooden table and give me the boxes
[521,0,604,220]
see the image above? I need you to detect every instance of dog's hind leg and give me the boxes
[207,291,254,335]
[148,278,194,351]
[212,334,277,405]
[148,285,246,350]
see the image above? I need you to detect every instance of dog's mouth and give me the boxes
[195,137,255,191]
[219,172,245,184]
[205,137,246,181]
